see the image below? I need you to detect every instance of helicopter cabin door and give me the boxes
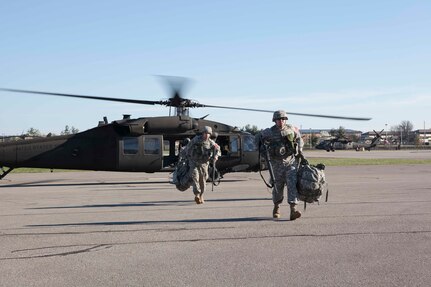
[118,135,163,172]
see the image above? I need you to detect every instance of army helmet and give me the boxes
[202,126,213,135]
[272,110,288,122]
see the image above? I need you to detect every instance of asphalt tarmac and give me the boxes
[1,150,430,286]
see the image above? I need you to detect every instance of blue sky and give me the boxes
[1,0,430,135]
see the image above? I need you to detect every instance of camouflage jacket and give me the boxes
[258,124,303,160]
[186,135,221,164]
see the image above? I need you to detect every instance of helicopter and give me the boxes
[315,136,352,152]
[353,129,384,151]
[0,78,371,180]
[315,129,383,152]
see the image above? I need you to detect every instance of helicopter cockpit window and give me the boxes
[230,136,239,153]
[144,137,160,155]
[243,135,257,151]
[123,137,139,155]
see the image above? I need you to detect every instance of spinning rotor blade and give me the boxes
[157,75,191,98]
[0,86,372,121]
[197,103,371,121]
[0,87,201,108]
[0,88,164,106]
[156,75,197,108]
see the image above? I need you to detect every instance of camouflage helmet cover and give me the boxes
[202,126,213,135]
[272,110,288,122]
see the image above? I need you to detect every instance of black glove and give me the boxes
[296,152,308,165]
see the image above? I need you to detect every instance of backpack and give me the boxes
[171,157,193,191]
[297,162,328,204]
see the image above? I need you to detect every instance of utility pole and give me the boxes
[309,128,312,148]
[385,123,388,145]
[400,130,403,146]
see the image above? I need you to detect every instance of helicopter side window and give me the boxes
[144,137,160,155]
[216,136,230,155]
[243,135,257,151]
[123,137,139,155]
[230,137,239,153]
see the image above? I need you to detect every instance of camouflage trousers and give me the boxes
[271,156,299,205]
[189,161,209,196]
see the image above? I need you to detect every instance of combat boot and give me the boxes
[289,203,301,220]
[199,194,205,204]
[273,204,280,219]
[194,195,201,204]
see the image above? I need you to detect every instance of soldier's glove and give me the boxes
[316,163,325,170]
[296,152,308,165]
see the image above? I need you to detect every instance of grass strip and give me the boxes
[308,158,431,166]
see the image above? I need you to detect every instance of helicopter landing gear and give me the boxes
[0,167,14,180]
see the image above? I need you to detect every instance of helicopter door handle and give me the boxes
[72,148,80,157]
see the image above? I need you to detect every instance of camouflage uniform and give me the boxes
[257,110,304,219]
[186,126,221,204]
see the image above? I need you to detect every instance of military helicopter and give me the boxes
[0,78,371,180]
[315,136,352,152]
[353,129,384,151]
[315,129,383,152]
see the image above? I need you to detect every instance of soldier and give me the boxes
[186,126,221,204]
[257,110,304,220]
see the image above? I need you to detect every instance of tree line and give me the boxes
[25,125,79,137]
[9,120,419,143]
[242,120,415,135]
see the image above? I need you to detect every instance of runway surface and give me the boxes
[1,150,431,286]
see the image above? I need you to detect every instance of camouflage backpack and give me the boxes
[296,162,328,204]
[171,157,193,191]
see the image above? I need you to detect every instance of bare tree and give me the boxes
[398,120,414,134]
[61,125,79,135]
[391,120,414,144]
[26,127,42,137]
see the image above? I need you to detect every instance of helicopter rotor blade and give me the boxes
[156,75,193,106]
[0,87,372,120]
[0,88,165,106]
[197,103,371,121]
[0,87,199,108]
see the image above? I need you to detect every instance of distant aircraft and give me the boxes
[315,136,351,152]
[353,129,384,151]
[315,129,383,152]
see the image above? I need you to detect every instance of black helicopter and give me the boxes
[315,136,352,152]
[353,129,384,151]
[315,129,383,152]
[0,78,371,180]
